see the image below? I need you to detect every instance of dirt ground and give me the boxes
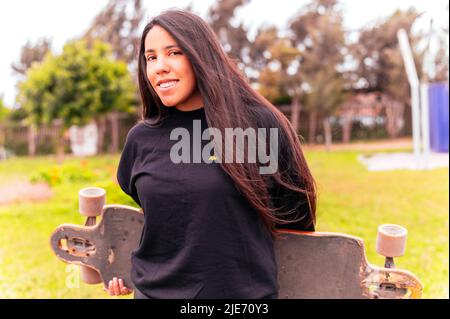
[0,180,53,205]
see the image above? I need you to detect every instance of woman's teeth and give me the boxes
[159,81,178,88]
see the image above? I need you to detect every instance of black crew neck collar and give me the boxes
[174,106,204,112]
[165,106,205,117]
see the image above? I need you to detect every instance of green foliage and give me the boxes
[254,0,348,144]
[4,106,28,124]
[304,71,348,117]
[291,0,347,115]
[30,164,95,186]
[272,94,292,106]
[0,97,10,123]
[17,39,136,128]
[254,28,302,101]
[29,159,115,187]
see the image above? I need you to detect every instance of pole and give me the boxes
[397,29,422,169]
[419,19,435,170]
[420,82,431,169]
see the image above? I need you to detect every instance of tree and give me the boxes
[417,17,449,83]
[11,38,52,77]
[206,0,251,69]
[289,0,347,147]
[432,40,449,82]
[10,38,53,155]
[82,0,143,152]
[83,0,144,68]
[350,9,424,138]
[0,97,10,158]
[252,26,303,131]
[17,39,135,159]
[0,97,9,122]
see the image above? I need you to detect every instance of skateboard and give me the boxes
[50,188,422,298]
[275,227,422,299]
[50,187,144,289]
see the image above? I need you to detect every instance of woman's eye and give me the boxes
[146,52,180,61]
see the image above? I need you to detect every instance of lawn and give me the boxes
[0,150,448,298]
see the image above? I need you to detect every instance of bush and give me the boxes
[30,161,105,186]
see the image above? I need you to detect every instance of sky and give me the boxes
[0,0,448,107]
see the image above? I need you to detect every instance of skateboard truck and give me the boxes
[77,187,105,284]
[372,224,409,298]
[65,187,106,284]
[376,224,407,269]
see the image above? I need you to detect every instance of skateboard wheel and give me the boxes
[376,224,407,257]
[79,187,106,217]
[80,266,102,284]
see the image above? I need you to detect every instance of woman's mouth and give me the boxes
[158,80,179,91]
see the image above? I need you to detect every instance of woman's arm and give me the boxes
[117,125,142,207]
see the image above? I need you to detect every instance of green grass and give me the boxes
[0,151,448,298]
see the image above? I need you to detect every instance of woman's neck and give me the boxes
[175,90,204,112]
[175,104,204,112]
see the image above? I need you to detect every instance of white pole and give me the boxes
[419,19,435,170]
[420,83,431,169]
[411,84,422,168]
[397,29,422,169]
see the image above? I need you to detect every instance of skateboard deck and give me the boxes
[50,204,144,289]
[51,205,422,298]
[275,230,422,298]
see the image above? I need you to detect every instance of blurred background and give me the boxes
[0,0,448,299]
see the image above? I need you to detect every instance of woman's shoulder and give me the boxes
[124,121,144,141]
[126,120,161,138]
[123,120,164,148]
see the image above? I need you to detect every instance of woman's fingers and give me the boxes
[119,278,132,295]
[106,277,132,296]
[118,278,127,294]
[118,278,124,290]
[108,278,119,296]
[108,280,114,296]
[113,277,120,295]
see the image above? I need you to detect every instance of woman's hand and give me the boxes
[104,277,133,296]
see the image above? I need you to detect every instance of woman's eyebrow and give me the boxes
[145,45,179,53]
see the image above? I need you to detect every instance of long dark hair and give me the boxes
[137,10,316,236]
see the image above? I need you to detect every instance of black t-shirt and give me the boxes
[117,105,313,299]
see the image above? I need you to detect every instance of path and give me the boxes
[0,180,53,205]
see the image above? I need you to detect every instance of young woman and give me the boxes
[109,10,317,299]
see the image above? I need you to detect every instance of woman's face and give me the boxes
[144,25,203,111]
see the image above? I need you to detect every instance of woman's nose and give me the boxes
[155,57,170,74]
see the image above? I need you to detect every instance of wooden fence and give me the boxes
[1,113,139,156]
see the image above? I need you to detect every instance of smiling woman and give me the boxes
[144,25,203,112]
[114,9,317,299]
